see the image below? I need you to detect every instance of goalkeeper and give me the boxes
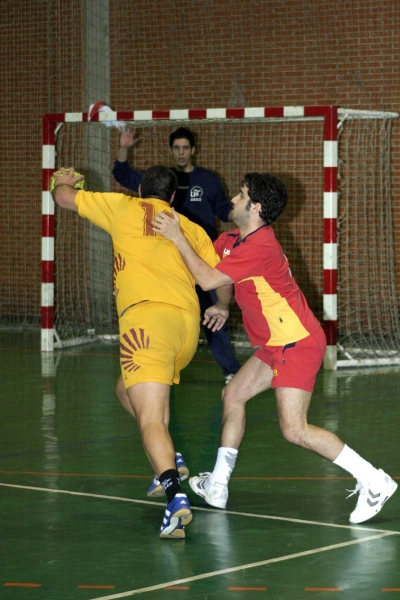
[51,165,232,539]
[152,171,397,525]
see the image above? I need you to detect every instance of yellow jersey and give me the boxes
[75,191,220,318]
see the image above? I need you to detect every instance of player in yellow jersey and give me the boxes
[51,165,231,539]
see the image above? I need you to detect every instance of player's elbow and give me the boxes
[198,282,213,291]
[52,186,78,211]
[196,277,216,291]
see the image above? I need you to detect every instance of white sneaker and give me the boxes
[189,472,228,509]
[224,373,235,385]
[348,469,397,524]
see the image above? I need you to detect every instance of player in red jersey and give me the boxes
[152,172,397,525]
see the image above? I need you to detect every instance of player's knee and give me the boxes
[222,385,245,414]
[222,384,234,407]
[280,423,303,446]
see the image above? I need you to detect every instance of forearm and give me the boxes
[173,233,230,290]
[52,184,79,211]
[151,208,233,290]
[117,147,129,162]
[174,235,220,291]
[215,284,233,310]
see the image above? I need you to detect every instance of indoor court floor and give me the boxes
[0,331,399,600]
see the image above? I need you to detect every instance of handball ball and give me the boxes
[50,169,86,192]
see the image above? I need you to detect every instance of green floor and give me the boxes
[0,331,399,600]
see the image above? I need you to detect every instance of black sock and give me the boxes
[159,469,182,503]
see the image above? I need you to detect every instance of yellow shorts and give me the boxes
[119,301,200,389]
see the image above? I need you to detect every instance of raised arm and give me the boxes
[116,125,139,163]
[112,125,143,192]
[51,167,84,211]
[151,208,233,292]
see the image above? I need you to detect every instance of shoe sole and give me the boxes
[159,509,192,539]
[160,526,185,539]
[147,467,189,498]
[349,480,398,524]
[189,477,227,509]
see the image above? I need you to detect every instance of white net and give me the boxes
[336,114,400,364]
[51,111,400,366]
[52,117,325,348]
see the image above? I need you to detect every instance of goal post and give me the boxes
[41,106,400,369]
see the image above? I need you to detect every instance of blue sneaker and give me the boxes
[175,453,189,479]
[147,453,189,497]
[159,493,192,539]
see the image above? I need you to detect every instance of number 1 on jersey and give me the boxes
[140,201,171,237]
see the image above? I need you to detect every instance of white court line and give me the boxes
[1,482,398,534]
[2,482,399,599]
[87,532,397,599]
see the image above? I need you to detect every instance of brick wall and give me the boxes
[1,0,399,326]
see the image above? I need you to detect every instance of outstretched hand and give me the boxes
[119,124,139,149]
[52,167,85,188]
[152,208,181,242]
[203,305,229,332]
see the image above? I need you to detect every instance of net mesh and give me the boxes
[52,118,325,347]
[337,116,400,359]
[52,113,400,363]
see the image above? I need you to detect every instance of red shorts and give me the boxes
[254,326,326,393]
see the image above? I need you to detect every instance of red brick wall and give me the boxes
[1,0,399,324]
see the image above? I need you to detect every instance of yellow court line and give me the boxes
[164,586,190,590]
[4,583,41,587]
[77,585,115,589]
[228,586,267,591]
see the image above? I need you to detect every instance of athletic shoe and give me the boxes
[348,469,398,524]
[159,493,192,539]
[225,373,235,385]
[147,453,189,497]
[175,453,189,480]
[189,472,228,509]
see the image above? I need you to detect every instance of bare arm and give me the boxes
[215,284,233,308]
[152,208,234,292]
[51,167,83,211]
[203,284,233,331]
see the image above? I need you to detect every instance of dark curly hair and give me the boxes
[243,172,288,224]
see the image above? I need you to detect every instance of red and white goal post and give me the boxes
[41,105,400,369]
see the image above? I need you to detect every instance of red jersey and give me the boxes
[214,225,321,347]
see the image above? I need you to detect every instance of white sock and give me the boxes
[212,447,238,485]
[333,444,380,483]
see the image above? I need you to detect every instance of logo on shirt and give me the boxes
[120,327,150,372]
[273,368,279,377]
[222,248,231,258]
[190,186,203,201]
[113,253,126,297]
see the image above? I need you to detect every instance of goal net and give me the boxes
[42,106,400,369]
